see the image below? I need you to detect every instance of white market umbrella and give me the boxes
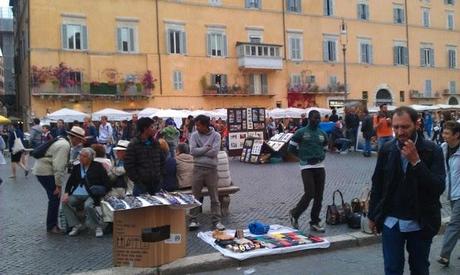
[305,107,332,117]
[436,104,460,110]
[46,108,88,122]
[368,105,397,113]
[92,108,132,121]
[409,104,439,112]
[189,110,216,118]
[268,108,303,118]
[153,109,189,119]
[138,107,161,118]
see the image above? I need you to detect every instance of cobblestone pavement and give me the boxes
[0,152,451,274]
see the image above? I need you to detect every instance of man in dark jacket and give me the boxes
[344,108,360,151]
[361,109,374,157]
[124,117,165,196]
[368,106,445,275]
[62,147,111,237]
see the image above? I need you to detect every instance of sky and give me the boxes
[0,0,8,7]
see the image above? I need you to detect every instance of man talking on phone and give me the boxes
[368,106,445,275]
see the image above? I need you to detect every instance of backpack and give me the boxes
[30,137,59,159]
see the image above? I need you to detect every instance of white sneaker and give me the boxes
[95,227,104,238]
[213,222,226,231]
[68,224,83,236]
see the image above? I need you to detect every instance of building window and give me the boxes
[248,74,268,95]
[324,0,334,16]
[166,24,186,55]
[329,76,337,86]
[290,74,301,88]
[393,44,408,65]
[420,45,435,67]
[288,33,303,61]
[362,91,368,100]
[207,29,227,57]
[323,36,337,62]
[117,25,137,53]
[359,39,373,64]
[449,81,457,94]
[448,47,457,69]
[286,0,301,13]
[400,90,405,102]
[61,24,88,50]
[393,5,405,24]
[445,0,455,5]
[209,0,221,6]
[447,12,455,30]
[211,74,228,93]
[357,3,369,20]
[424,80,432,97]
[173,71,183,91]
[245,0,261,9]
[422,8,430,27]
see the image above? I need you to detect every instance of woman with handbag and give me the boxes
[8,123,29,178]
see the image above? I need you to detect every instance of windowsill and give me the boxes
[62,49,88,52]
[117,51,139,54]
[209,55,227,58]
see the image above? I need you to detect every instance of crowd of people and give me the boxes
[0,113,230,237]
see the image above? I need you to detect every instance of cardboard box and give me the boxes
[113,206,186,267]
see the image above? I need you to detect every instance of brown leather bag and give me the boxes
[326,190,352,225]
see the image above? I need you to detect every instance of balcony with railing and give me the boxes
[409,90,441,100]
[236,42,283,70]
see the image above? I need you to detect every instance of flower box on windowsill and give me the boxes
[90,83,118,95]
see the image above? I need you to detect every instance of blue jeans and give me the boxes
[335,138,351,152]
[382,224,432,275]
[37,175,60,230]
[364,138,372,154]
[133,183,160,196]
[378,136,393,152]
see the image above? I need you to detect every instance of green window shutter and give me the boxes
[430,49,434,67]
[323,40,328,61]
[61,24,68,49]
[393,46,398,65]
[207,33,212,56]
[117,28,122,51]
[166,30,171,54]
[420,48,425,66]
[369,44,373,64]
[261,74,268,94]
[129,28,135,52]
[223,34,227,57]
[82,25,88,50]
[180,31,186,54]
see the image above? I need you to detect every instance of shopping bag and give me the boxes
[12,132,25,154]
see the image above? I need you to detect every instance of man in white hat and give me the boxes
[67,126,88,168]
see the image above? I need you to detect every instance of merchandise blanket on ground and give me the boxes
[197,224,330,260]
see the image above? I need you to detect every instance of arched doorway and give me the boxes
[375,89,393,106]
[448,96,459,105]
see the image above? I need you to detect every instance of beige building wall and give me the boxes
[14,0,460,119]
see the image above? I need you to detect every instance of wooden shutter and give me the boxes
[323,40,329,61]
[129,28,135,52]
[180,31,186,54]
[82,25,88,50]
[330,41,336,62]
[166,29,171,54]
[223,34,227,57]
[420,48,426,66]
[403,47,408,65]
[207,33,212,56]
[117,28,122,51]
[249,74,255,93]
[369,44,373,64]
[261,74,268,94]
[430,48,434,67]
[61,24,67,49]
[393,46,398,65]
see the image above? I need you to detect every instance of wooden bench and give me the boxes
[178,183,240,216]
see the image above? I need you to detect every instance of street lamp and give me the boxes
[340,19,348,102]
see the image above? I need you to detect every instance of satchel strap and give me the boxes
[332,189,345,205]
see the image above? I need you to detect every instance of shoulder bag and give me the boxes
[12,131,25,154]
[326,189,351,225]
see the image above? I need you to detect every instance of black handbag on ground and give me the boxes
[326,190,352,225]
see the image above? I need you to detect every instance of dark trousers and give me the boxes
[37,175,60,230]
[382,224,432,275]
[291,168,325,225]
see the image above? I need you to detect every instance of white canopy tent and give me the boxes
[409,104,439,112]
[368,105,397,113]
[436,104,460,110]
[305,107,333,117]
[152,109,189,119]
[92,108,132,121]
[138,107,161,118]
[46,108,89,122]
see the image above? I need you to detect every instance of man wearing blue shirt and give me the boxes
[368,106,445,275]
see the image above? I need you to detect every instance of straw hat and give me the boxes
[113,140,130,151]
[66,126,86,140]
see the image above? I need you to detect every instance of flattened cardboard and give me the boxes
[113,206,186,267]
